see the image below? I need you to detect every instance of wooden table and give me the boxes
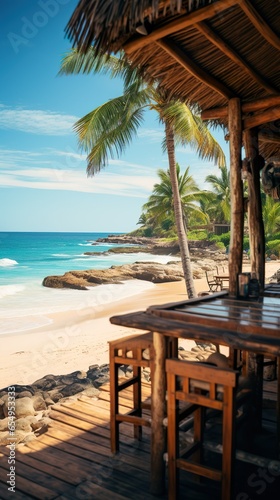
[214,274,229,290]
[110,289,280,494]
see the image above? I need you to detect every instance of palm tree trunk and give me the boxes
[165,122,197,298]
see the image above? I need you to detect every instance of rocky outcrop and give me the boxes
[42,253,230,290]
[0,366,109,446]
[92,235,222,257]
[43,261,185,290]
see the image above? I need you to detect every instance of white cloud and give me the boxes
[0,105,78,135]
[138,128,164,142]
[0,167,156,197]
[0,147,157,197]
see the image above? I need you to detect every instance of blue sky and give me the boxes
[0,0,229,233]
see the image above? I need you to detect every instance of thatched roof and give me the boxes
[66,0,280,159]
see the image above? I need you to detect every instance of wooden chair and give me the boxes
[166,358,239,500]
[109,332,178,454]
[205,271,219,292]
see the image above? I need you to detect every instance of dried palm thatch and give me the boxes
[66,0,280,160]
[66,0,211,53]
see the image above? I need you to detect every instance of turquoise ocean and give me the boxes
[0,232,177,335]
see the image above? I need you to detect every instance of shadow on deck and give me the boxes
[0,380,280,499]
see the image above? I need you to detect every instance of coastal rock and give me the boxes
[43,261,184,290]
[0,365,112,446]
[32,375,57,391]
[0,417,9,432]
[0,399,4,419]
[14,397,36,418]
[0,430,29,446]
[32,394,47,411]
[60,380,92,397]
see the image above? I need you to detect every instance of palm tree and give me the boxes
[262,193,280,237]
[142,164,209,235]
[59,48,226,298]
[205,166,231,223]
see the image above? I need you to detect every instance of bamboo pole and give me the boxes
[150,331,166,495]
[228,98,244,296]
[243,128,265,290]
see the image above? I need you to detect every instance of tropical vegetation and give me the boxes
[136,164,280,258]
[138,164,210,237]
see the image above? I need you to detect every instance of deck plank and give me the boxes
[0,380,278,499]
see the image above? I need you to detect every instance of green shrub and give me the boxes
[266,240,280,257]
[187,230,208,240]
[243,237,250,251]
[215,241,226,250]
[218,232,231,247]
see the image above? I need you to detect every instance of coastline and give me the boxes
[0,260,279,389]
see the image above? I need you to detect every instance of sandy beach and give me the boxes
[0,260,279,389]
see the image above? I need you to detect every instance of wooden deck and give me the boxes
[0,380,280,499]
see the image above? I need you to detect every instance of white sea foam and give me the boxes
[0,258,18,267]
[73,253,181,264]
[0,279,154,334]
[0,284,25,299]
[78,243,95,246]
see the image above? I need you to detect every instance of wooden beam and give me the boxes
[240,0,280,51]
[228,98,243,297]
[195,21,278,95]
[243,128,265,290]
[244,106,280,130]
[202,95,280,120]
[202,107,228,120]
[258,130,280,144]
[124,0,240,54]
[156,38,234,100]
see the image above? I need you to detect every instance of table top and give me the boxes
[110,288,280,357]
[148,291,280,335]
[264,283,280,298]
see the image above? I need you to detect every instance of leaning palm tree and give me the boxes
[60,48,226,298]
[142,164,209,234]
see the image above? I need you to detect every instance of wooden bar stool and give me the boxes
[166,358,239,500]
[109,332,179,454]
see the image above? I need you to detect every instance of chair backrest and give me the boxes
[166,359,238,410]
[205,270,214,282]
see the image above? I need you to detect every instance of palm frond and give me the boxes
[73,95,146,174]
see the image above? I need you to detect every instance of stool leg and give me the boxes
[167,371,178,500]
[193,404,204,481]
[110,347,119,454]
[255,354,264,431]
[277,357,280,459]
[222,387,236,500]
[133,358,142,440]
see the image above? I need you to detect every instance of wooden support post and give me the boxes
[228,98,244,296]
[243,128,265,291]
[150,331,166,495]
